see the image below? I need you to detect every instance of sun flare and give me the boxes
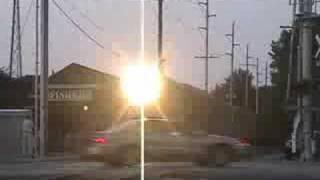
[121,63,161,106]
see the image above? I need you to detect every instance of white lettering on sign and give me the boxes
[48,84,95,101]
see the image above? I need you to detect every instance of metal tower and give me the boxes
[9,0,23,78]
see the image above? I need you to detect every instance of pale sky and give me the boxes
[0,0,291,89]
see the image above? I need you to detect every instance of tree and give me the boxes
[210,68,255,110]
[268,30,291,141]
[269,30,291,105]
[209,68,257,139]
[0,67,10,82]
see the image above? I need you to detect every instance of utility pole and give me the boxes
[16,0,22,77]
[9,0,23,78]
[242,58,260,118]
[245,44,249,107]
[285,0,305,158]
[300,0,313,161]
[34,0,40,158]
[158,0,164,68]
[265,61,269,87]
[286,0,298,101]
[256,58,260,116]
[9,0,16,77]
[40,0,49,157]
[204,0,209,92]
[245,43,254,107]
[242,58,260,117]
[195,0,216,92]
[226,21,239,121]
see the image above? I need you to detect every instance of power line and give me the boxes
[61,0,104,32]
[21,0,35,37]
[52,0,104,49]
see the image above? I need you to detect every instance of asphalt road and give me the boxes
[1,159,320,180]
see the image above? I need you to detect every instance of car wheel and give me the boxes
[211,146,230,167]
[105,146,140,167]
[79,154,87,161]
[123,146,140,166]
[104,155,122,167]
[194,154,209,167]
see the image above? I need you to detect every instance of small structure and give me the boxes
[0,109,33,159]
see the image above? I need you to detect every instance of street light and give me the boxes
[120,62,161,173]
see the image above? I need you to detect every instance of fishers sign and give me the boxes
[48,84,96,101]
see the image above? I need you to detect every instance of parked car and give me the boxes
[80,118,252,167]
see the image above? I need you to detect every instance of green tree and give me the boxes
[0,67,10,82]
[209,68,257,139]
[269,30,290,104]
[268,30,291,141]
[210,68,255,110]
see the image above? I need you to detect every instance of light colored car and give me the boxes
[81,118,252,167]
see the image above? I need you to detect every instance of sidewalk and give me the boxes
[254,149,320,166]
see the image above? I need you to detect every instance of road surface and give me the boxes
[1,159,320,179]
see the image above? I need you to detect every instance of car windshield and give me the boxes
[2,0,320,179]
[145,119,172,134]
[109,119,173,134]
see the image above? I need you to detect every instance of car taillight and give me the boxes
[240,138,250,145]
[95,137,107,144]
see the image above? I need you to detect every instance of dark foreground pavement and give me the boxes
[1,155,320,180]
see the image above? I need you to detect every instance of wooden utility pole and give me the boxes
[40,0,49,157]
[158,0,164,68]
[9,0,16,78]
[195,0,216,92]
[9,0,23,78]
[265,61,268,87]
[246,44,249,107]
[204,0,209,92]
[226,21,239,121]
[16,0,22,77]
[256,58,260,116]
[34,0,40,158]
[245,43,254,107]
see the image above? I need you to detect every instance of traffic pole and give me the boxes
[301,0,313,161]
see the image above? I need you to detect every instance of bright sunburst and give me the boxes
[121,63,161,106]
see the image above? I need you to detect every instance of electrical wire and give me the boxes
[52,0,104,49]
[21,0,35,37]
[61,0,104,32]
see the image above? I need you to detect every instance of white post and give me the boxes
[301,0,313,161]
[287,0,297,101]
